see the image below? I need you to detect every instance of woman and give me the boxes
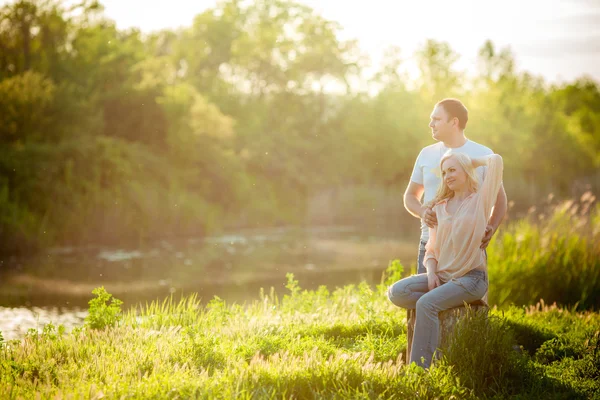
[387,151,504,368]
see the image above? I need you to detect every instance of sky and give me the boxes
[5,0,600,83]
[95,0,600,84]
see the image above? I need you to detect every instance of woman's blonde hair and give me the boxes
[427,152,479,207]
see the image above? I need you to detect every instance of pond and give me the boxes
[0,226,417,340]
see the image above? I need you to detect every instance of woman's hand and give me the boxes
[427,271,441,291]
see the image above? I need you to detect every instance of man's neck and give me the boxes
[443,133,468,148]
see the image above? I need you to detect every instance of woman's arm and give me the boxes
[424,229,441,290]
[471,154,504,217]
[471,156,489,169]
[424,226,437,264]
[425,258,438,274]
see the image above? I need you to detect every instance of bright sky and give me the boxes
[97,0,600,84]
[7,0,600,83]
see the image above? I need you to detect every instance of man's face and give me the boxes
[429,105,456,141]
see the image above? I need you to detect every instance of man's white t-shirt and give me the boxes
[410,139,494,242]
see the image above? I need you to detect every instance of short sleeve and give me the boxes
[410,150,424,185]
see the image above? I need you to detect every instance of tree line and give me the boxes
[1,0,598,254]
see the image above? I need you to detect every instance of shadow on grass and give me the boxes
[294,321,408,362]
[504,318,556,355]
[306,320,406,341]
[443,309,588,399]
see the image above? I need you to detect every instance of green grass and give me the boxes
[0,271,599,399]
[1,198,598,399]
[488,195,600,310]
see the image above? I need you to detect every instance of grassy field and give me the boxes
[0,198,599,399]
[0,275,599,399]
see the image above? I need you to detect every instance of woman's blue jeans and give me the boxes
[387,269,488,368]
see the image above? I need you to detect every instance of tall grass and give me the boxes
[1,195,598,398]
[488,192,600,309]
[1,270,599,399]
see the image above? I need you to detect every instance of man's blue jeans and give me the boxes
[417,240,428,274]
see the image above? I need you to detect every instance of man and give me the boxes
[404,98,507,275]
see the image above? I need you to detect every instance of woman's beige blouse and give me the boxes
[425,154,504,282]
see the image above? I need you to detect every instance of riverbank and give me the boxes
[1,278,598,399]
[0,228,416,341]
[0,227,416,309]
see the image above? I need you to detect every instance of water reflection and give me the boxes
[0,306,87,341]
[0,226,415,340]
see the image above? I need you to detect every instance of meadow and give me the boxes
[0,198,599,399]
[1,0,599,397]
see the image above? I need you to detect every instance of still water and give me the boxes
[0,226,415,341]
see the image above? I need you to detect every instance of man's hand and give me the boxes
[427,271,441,292]
[422,207,438,228]
[481,224,494,249]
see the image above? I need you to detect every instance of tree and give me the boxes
[416,39,463,102]
[0,0,102,80]
[0,71,55,143]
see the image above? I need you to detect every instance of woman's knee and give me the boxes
[387,280,411,307]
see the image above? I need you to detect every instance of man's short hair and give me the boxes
[436,98,468,130]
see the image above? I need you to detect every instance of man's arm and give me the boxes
[481,183,507,248]
[403,181,425,219]
[489,183,507,231]
[403,181,437,227]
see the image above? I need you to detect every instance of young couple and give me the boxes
[388,98,507,369]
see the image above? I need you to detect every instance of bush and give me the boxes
[0,71,56,144]
[0,136,222,251]
[85,286,123,330]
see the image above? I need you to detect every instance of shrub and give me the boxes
[85,286,123,330]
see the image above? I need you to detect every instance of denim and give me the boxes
[387,269,488,368]
[417,240,427,274]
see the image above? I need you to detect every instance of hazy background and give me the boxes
[96,0,600,83]
[0,0,598,315]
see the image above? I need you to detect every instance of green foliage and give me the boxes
[416,39,463,102]
[0,0,598,255]
[285,272,301,297]
[0,71,56,143]
[0,135,226,251]
[85,286,123,330]
[1,281,599,398]
[381,259,405,288]
[0,180,41,254]
[442,308,543,398]
[488,196,600,309]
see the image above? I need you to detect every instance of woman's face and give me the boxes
[441,156,468,192]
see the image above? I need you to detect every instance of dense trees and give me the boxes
[0,0,598,254]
